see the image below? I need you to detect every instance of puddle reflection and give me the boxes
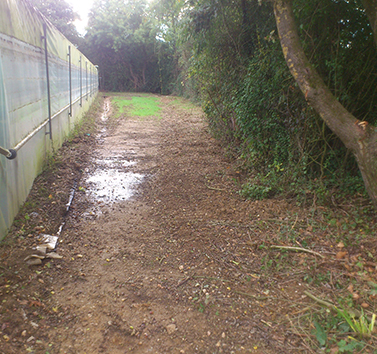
[85,99,143,206]
[86,169,143,203]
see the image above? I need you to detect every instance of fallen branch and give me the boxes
[304,290,336,310]
[236,291,304,305]
[205,184,226,191]
[304,291,372,321]
[270,245,324,258]
[177,276,191,288]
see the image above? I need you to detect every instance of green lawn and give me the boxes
[112,96,161,118]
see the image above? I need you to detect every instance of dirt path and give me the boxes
[1,93,376,354]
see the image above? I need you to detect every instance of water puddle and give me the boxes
[97,97,111,143]
[94,156,136,168]
[86,168,143,203]
[84,99,144,205]
[101,98,110,122]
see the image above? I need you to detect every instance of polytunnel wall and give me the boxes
[0,0,99,240]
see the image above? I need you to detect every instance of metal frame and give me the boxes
[90,65,92,97]
[68,45,72,116]
[79,56,82,107]
[12,96,83,152]
[86,61,88,101]
[42,23,52,140]
[2,24,99,157]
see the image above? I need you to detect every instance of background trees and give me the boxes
[30,0,83,46]
[81,0,179,93]
[83,0,154,91]
[37,0,377,206]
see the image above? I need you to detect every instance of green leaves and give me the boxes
[313,320,327,346]
[83,0,179,93]
[31,0,82,44]
[84,0,160,92]
[337,339,363,353]
[336,306,376,339]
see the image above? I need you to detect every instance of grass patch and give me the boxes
[112,95,161,118]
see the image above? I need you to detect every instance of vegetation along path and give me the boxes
[1,94,377,353]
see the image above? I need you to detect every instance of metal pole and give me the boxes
[86,62,88,101]
[79,56,82,107]
[68,45,72,116]
[42,23,52,140]
[95,65,99,90]
[89,65,92,97]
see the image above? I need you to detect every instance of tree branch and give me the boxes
[273,0,366,153]
[273,0,377,208]
[270,245,324,258]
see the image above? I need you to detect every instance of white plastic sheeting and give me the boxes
[0,0,98,239]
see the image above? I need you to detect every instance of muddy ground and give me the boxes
[1,93,377,354]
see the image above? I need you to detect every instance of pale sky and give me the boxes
[68,0,152,35]
[66,0,95,35]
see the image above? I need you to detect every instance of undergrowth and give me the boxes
[239,167,368,208]
[233,141,377,352]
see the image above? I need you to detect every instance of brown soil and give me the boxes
[1,93,377,354]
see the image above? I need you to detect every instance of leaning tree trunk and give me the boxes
[273,0,377,208]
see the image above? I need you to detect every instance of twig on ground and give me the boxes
[287,314,317,354]
[236,291,304,306]
[291,214,299,230]
[177,276,192,288]
[304,290,373,321]
[290,306,315,316]
[260,319,273,327]
[205,184,226,191]
[304,290,336,310]
[270,245,324,258]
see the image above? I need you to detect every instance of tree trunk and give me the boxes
[127,63,139,90]
[273,0,377,208]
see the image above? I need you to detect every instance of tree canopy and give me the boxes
[29,0,83,45]
[80,0,178,93]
